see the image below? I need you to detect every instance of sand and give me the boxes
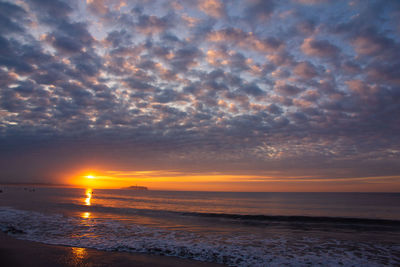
[0,232,225,267]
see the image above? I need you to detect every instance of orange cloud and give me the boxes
[293,61,318,79]
[181,14,199,27]
[352,35,385,55]
[198,0,224,18]
[208,28,283,53]
[206,49,229,66]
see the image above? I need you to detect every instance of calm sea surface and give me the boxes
[1,187,399,266]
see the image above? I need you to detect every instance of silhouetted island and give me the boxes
[124,185,148,191]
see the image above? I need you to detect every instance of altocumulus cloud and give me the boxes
[0,0,399,183]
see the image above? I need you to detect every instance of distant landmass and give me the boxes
[0,182,70,187]
[124,185,148,191]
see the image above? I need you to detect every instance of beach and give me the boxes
[1,187,400,266]
[0,232,224,267]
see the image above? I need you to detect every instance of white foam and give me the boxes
[0,207,399,267]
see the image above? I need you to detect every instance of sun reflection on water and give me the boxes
[81,212,91,219]
[85,188,92,206]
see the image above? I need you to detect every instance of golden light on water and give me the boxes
[71,247,87,261]
[82,212,91,218]
[85,188,92,206]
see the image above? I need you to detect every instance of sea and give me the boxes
[0,186,399,266]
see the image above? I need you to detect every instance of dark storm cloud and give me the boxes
[0,0,399,183]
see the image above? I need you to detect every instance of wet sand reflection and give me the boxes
[71,247,87,260]
[69,247,88,266]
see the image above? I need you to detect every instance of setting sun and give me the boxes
[86,175,95,179]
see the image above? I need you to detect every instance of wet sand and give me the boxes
[0,232,225,267]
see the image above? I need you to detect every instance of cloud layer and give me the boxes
[0,0,399,187]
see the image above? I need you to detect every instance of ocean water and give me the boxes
[0,187,399,266]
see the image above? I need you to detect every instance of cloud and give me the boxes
[0,0,399,185]
[153,89,185,103]
[44,21,95,54]
[87,0,109,15]
[295,0,328,5]
[244,0,275,22]
[293,61,318,79]
[351,28,397,57]
[296,20,316,35]
[105,30,132,47]
[208,28,284,53]
[169,47,203,72]
[136,14,173,34]
[239,83,265,97]
[0,1,27,33]
[27,0,73,22]
[275,82,303,96]
[197,0,225,18]
[301,37,340,58]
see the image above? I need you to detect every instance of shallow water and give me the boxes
[0,187,399,266]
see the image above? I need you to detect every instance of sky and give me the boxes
[0,0,399,191]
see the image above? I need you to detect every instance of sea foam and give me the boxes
[1,207,399,266]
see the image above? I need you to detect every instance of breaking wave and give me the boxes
[1,207,399,267]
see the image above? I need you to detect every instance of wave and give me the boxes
[58,203,400,230]
[181,211,400,226]
[1,207,399,267]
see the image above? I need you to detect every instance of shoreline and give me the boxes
[0,232,225,267]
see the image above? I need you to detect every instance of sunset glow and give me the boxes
[64,169,400,192]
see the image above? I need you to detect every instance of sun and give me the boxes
[86,175,95,179]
